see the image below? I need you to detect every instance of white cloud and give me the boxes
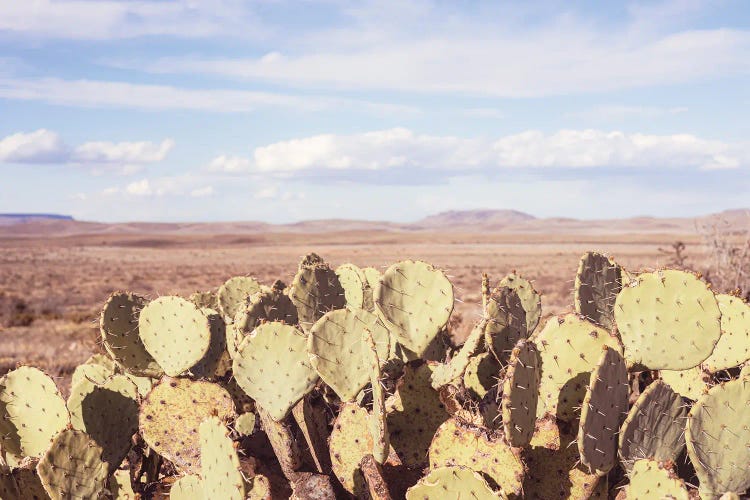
[125,179,154,197]
[190,186,215,198]
[571,105,689,121]
[73,139,174,164]
[0,129,68,163]
[255,186,279,199]
[208,128,747,175]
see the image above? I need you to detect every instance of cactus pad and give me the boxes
[139,377,235,473]
[533,314,622,422]
[501,339,541,447]
[464,351,500,400]
[218,276,262,322]
[190,308,231,379]
[200,416,246,500]
[237,280,298,334]
[577,347,628,476]
[308,308,391,402]
[170,475,204,499]
[363,267,382,288]
[189,290,218,310]
[100,291,162,377]
[336,263,367,309]
[614,269,721,370]
[363,329,389,464]
[374,260,453,357]
[234,412,257,437]
[618,380,687,471]
[702,294,750,373]
[329,403,373,496]
[430,319,486,390]
[574,252,624,330]
[626,459,689,500]
[499,272,541,333]
[484,285,527,363]
[37,429,108,500]
[109,469,135,499]
[660,366,710,400]
[71,354,117,388]
[290,253,346,332]
[406,465,503,500]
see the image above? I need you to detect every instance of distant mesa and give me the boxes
[0,214,74,225]
[415,209,536,228]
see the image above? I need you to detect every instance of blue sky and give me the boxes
[1,0,749,223]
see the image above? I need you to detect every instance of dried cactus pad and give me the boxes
[100,291,162,377]
[614,269,721,370]
[233,322,318,421]
[218,276,263,323]
[626,459,689,500]
[138,296,212,376]
[574,251,624,331]
[170,475,204,499]
[499,272,542,333]
[618,380,687,472]
[329,403,374,496]
[533,314,622,422]
[406,466,504,500]
[374,260,453,357]
[686,377,750,498]
[484,285,527,363]
[290,253,346,332]
[502,339,541,447]
[336,263,366,309]
[0,366,69,460]
[659,366,711,400]
[139,377,235,473]
[431,319,486,390]
[702,294,750,373]
[189,289,218,310]
[577,347,629,476]
[308,308,392,402]
[37,429,109,500]
[200,416,246,500]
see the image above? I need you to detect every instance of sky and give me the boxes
[1,0,749,223]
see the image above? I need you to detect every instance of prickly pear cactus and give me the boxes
[405,465,504,500]
[139,377,235,473]
[685,376,750,498]
[702,293,750,373]
[626,459,689,500]
[138,295,212,376]
[170,474,204,499]
[236,280,298,334]
[336,263,367,310]
[374,260,453,357]
[233,322,318,421]
[363,329,389,464]
[618,380,687,472]
[37,429,109,500]
[463,351,500,400]
[0,366,69,461]
[614,269,721,370]
[574,251,624,330]
[329,403,373,496]
[308,308,391,402]
[363,267,382,289]
[71,353,117,388]
[100,291,162,377]
[428,417,524,496]
[190,289,218,310]
[484,285,527,363]
[218,276,263,323]
[499,272,541,333]
[431,319,486,390]
[192,308,232,379]
[234,412,257,437]
[501,339,540,447]
[577,347,628,476]
[660,365,711,400]
[532,314,622,422]
[290,253,346,332]
[109,469,135,500]
[200,416,246,500]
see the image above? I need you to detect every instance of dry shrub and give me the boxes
[698,214,750,298]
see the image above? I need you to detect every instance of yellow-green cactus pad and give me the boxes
[170,474,204,499]
[0,366,69,460]
[464,351,501,400]
[329,403,373,496]
[626,459,689,500]
[70,354,117,388]
[405,465,505,500]
[139,377,235,474]
[574,252,624,331]
[200,416,246,500]
[290,253,346,332]
[702,294,750,373]
[336,263,366,309]
[484,285,527,363]
[138,295,212,377]
[236,280,298,335]
[218,276,262,323]
[428,418,524,496]
[189,289,218,310]
[532,314,622,422]
[363,329,389,464]
[614,269,721,370]
[247,474,272,500]
[618,380,687,472]
[501,339,541,447]
[234,412,257,437]
[109,468,136,499]
[431,319,486,390]
[686,377,750,498]
[374,260,453,357]
[233,322,318,421]
[577,347,629,476]
[190,308,231,379]
[308,307,391,402]
[100,291,162,377]
[660,365,711,400]
[37,429,108,500]
[499,272,541,333]
[363,267,382,289]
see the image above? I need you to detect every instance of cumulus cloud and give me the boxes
[0,129,68,163]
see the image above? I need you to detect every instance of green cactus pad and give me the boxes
[233,322,318,421]
[67,374,139,471]
[374,260,454,357]
[499,272,542,333]
[189,289,218,310]
[37,429,108,500]
[363,267,382,289]
[686,377,750,498]
[234,412,257,437]
[532,314,622,422]
[170,474,204,499]
[363,329,389,464]
[618,380,687,472]
[577,347,629,476]
[70,354,117,388]
[0,366,69,460]
[484,285,527,363]
[428,418,524,495]
[109,469,135,499]
[336,263,367,309]
[290,253,346,332]
[614,269,721,370]
[200,416,246,500]
[660,366,710,400]
[501,339,541,447]
[139,377,235,473]
[406,465,504,500]
[464,351,501,400]
[236,280,298,335]
[387,363,448,467]
[702,294,750,373]
[574,252,624,331]
[329,403,373,496]
[431,319,486,390]
[124,373,153,398]
[100,291,162,377]
[190,308,231,379]
[218,276,263,323]
[626,459,689,500]
[308,307,391,402]
[138,295,212,377]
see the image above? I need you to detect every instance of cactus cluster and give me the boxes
[1,251,750,499]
